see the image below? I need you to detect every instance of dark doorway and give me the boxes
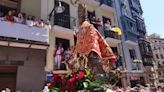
[111,47,118,53]
[0,66,17,92]
[102,16,111,25]
[55,38,70,50]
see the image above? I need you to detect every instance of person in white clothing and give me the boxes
[44,19,51,31]
[15,13,24,24]
[54,43,64,70]
[36,19,44,28]
[26,15,34,27]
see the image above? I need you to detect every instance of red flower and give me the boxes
[63,77,77,90]
[76,70,86,80]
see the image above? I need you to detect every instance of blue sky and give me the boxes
[140,0,164,37]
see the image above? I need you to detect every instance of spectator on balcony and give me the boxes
[44,19,51,31]
[96,18,104,36]
[104,20,112,31]
[64,47,71,60]
[36,19,44,28]
[0,11,4,21]
[32,16,37,25]
[26,15,35,27]
[15,12,24,24]
[4,10,15,22]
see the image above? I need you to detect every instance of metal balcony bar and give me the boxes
[53,14,76,30]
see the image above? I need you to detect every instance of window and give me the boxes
[158,72,161,75]
[159,47,161,50]
[54,1,70,28]
[102,16,111,25]
[161,54,164,59]
[129,49,137,59]
[154,47,157,50]
[156,54,159,59]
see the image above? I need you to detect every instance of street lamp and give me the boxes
[55,0,65,13]
[49,0,65,19]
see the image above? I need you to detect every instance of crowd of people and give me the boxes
[53,43,74,70]
[0,10,51,31]
[105,85,164,92]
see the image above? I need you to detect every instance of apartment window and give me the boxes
[156,54,159,59]
[159,47,161,50]
[102,16,111,25]
[158,72,161,76]
[129,49,137,59]
[161,54,164,59]
[154,47,157,50]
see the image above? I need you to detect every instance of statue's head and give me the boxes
[80,21,92,29]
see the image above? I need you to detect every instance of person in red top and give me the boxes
[4,10,15,22]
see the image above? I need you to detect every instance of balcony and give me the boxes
[139,39,153,57]
[104,31,121,44]
[95,0,113,7]
[0,21,49,49]
[121,15,139,36]
[128,0,141,12]
[52,14,76,36]
[54,14,76,30]
[143,61,153,66]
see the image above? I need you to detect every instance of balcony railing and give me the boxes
[53,14,76,30]
[95,0,113,7]
[0,21,49,43]
[143,61,153,66]
[104,30,120,40]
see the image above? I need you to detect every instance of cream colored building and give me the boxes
[147,34,164,84]
[0,0,123,90]
[0,0,49,91]
[43,0,122,72]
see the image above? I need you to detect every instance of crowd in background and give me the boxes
[0,10,51,31]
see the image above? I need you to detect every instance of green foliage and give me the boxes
[51,88,62,92]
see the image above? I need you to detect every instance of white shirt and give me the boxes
[36,21,44,28]
[44,24,51,31]
[26,20,34,26]
[14,17,24,24]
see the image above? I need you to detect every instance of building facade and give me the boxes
[127,0,155,86]
[147,34,164,85]
[0,0,49,91]
[0,0,123,91]
[44,0,122,72]
[114,0,146,87]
